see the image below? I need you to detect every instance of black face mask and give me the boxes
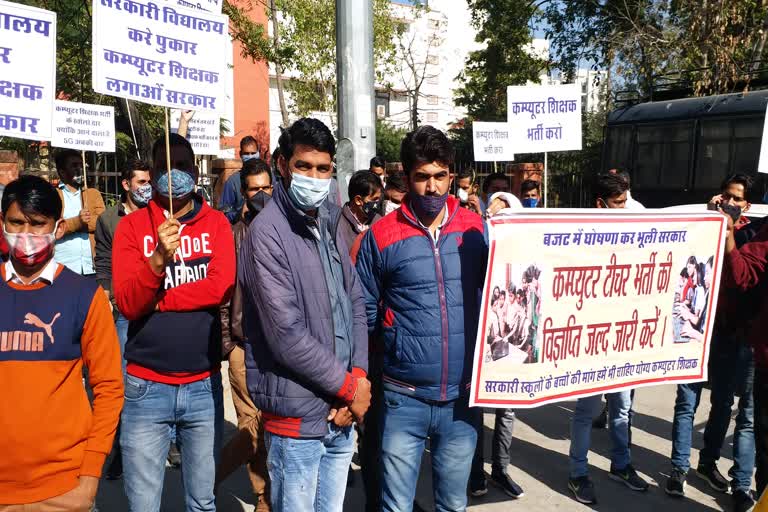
[361,200,381,223]
[244,190,272,222]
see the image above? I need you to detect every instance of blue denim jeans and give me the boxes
[265,424,355,512]
[670,336,755,491]
[380,391,480,512]
[569,391,632,478]
[120,373,224,512]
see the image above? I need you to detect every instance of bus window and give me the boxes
[661,123,692,189]
[605,126,633,171]
[696,120,731,190]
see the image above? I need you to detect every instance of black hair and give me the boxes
[523,265,541,283]
[54,149,80,173]
[520,179,540,195]
[370,156,386,169]
[400,125,454,175]
[457,168,474,181]
[240,135,259,150]
[349,170,382,200]
[151,133,195,164]
[278,118,335,163]
[721,173,754,201]
[593,173,629,203]
[695,262,706,286]
[609,168,631,186]
[121,159,151,182]
[240,158,272,190]
[385,173,407,193]
[706,255,714,268]
[1,175,62,220]
[483,172,509,194]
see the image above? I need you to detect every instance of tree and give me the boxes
[375,118,407,163]
[454,0,547,121]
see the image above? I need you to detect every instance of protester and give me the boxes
[667,174,758,512]
[337,170,382,251]
[608,169,644,209]
[220,135,261,223]
[382,173,407,216]
[370,156,387,185]
[0,175,123,511]
[216,158,273,511]
[482,172,511,203]
[594,172,629,209]
[94,159,152,480]
[520,179,541,208]
[53,149,106,277]
[356,125,487,511]
[240,118,371,512]
[113,134,235,512]
[456,168,484,214]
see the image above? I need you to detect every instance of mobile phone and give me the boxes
[720,203,742,223]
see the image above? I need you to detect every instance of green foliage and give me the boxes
[375,118,407,163]
[454,0,547,121]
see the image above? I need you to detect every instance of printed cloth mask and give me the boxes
[288,173,331,211]
[244,190,272,222]
[361,200,381,223]
[522,198,538,208]
[3,221,59,267]
[411,191,448,219]
[130,183,153,207]
[154,169,195,199]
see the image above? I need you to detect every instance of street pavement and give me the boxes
[97,364,750,511]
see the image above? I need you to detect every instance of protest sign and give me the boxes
[506,84,582,153]
[470,211,726,408]
[92,0,228,113]
[52,101,116,152]
[170,109,220,155]
[473,122,515,162]
[0,1,56,141]
[176,0,221,14]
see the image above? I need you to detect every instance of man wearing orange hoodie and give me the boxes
[0,175,123,511]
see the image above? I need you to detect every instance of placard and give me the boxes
[506,84,582,153]
[52,100,116,152]
[0,1,57,141]
[470,210,726,408]
[92,0,228,113]
[473,122,515,162]
[170,109,220,155]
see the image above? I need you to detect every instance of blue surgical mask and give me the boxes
[154,169,195,199]
[130,183,153,207]
[522,198,538,208]
[287,173,331,211]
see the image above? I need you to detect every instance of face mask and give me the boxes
[522,198,538,208]
[241,153,259,163]
[361,200,381,223]
[72,175,84,188]
[154,168,195,199]
[383,200,400,216]
[457,188,469,204]
[3,221,59,267]
[130,183,153,207]
[287,173,331,211]
[244,190,271,221]
[411,191,448,220]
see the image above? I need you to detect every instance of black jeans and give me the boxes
[471,408,516,480]
[359,372,384,512]
[755,369,768,495]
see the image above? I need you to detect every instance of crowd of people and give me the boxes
[0,116,766,512]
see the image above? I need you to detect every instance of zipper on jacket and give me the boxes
[429,236,450,401]
[309,217,338,364]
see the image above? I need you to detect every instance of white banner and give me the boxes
[0,1,56,141]
[758,103,768,174]
[176,0,222,14]
[170,109,220,155]
[472,122,515,162]
[92,0,228,113]
[52,100,116,152]
[507,84,582,153]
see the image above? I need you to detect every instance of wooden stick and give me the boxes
[164,107,173,218]
[81,150,88,211]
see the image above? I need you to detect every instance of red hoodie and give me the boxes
[113,197,235,382]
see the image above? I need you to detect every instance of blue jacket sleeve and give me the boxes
[221,174,242,223]
[355,229,383,334]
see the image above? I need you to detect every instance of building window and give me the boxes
[375,91,390,119]
[426,112,438,123]
[427,95,438,105]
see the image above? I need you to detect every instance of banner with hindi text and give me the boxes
[470,211,726,408]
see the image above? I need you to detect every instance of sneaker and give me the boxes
[733,489,756,512]
[569,476,597,504]
[167,442,181,468]
[469,474,488,497]
[664,468,686,497]
[610,465,649,492]
[592,405,608,429]
[491,469,524,499]
[695,464,730,493]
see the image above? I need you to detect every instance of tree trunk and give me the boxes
[270,0,290,127]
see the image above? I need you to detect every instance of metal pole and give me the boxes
[336,0,376,204]
[544,152,548,208]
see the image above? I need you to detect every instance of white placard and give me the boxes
[176,0,221,14]
[52,101,116,152]
[472,122,515,162]
[507,84,582,153]
[0,1,57,141]
[170,109,220,155]
[758,104,768,174]
[92,0,228,113]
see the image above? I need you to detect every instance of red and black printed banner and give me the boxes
[470,210,727,408]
